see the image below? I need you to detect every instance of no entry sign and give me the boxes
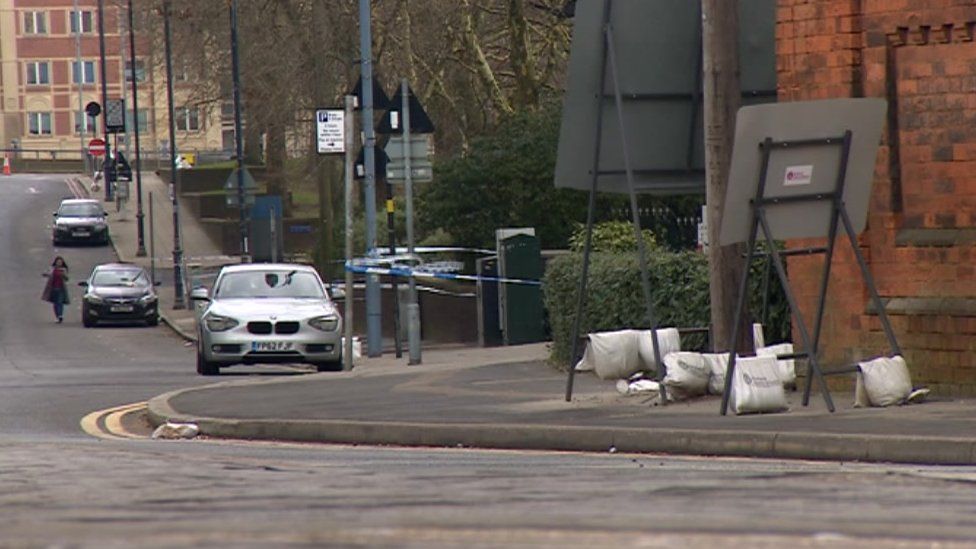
[88,138,106,156]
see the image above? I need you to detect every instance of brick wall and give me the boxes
[778,0,976,394]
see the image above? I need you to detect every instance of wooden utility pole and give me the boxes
[702,0,750,352]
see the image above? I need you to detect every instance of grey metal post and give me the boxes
[97,0,113,201]
[73,0,88,176]
[230,0,248,261]
[149,192,156,285]
[359,0,382,357]
[403,79,421,365]
[270,207,278,262]
[343,95,355,371]
[126,0,146,257]
[163,0,185,309]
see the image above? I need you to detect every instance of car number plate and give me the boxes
[251,341,293,352]
[73,230,91,237]
[110,305,134,312]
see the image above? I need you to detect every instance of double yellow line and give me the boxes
[80,402,149,440]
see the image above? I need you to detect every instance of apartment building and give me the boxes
[0,0,223,160]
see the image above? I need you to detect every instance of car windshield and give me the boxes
[214,271,325,299]
[93,269,148,287]
[59,203,102,217]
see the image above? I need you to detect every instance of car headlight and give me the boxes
[138,293,157,305]
[308,315,340,332]
[55,225,69,232]
[85,294,104,304]
[204,314,239,332]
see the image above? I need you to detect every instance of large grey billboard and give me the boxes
[554,0,777,195]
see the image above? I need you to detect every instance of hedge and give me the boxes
[542,250,790,366]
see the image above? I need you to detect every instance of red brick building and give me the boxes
[779,0,976,394]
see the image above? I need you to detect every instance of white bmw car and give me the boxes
[191,263,343,375]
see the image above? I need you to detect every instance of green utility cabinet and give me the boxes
[498,230,545,345]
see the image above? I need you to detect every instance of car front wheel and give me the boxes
[82,305,96,328]
[315,357,343,372]
[196,344,219,376]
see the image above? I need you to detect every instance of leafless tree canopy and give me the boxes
[144,0,573,158]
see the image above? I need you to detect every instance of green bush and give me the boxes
[568,220,658,253]
[542,249,791,367]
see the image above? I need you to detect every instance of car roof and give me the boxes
[218,263,319,274]
[59,198,100,205]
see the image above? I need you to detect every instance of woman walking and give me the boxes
[41,256,70,323]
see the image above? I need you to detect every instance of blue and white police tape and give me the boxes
[344,262,542,286]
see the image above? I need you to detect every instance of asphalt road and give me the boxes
[3,174,976,548]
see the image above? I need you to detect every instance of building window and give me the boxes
[26,62,49,85]
[126,109,149,133]
[72,61,96,84]
[125,60,146,83]
[28,112,52,135]
[70,10,94,34]
[75,111,97,135]
[175,106,200,131]
[23,11,47,34]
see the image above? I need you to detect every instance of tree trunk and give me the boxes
[702,0,751,353]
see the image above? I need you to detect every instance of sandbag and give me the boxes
[574,330,643,380]
[853,355,912,407]
[637,328,681,373]
[702,353,731,395]
[728,355,788,415]
[662,352,711,400]
[755,342,796,385]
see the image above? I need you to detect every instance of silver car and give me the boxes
[191,263,343,376]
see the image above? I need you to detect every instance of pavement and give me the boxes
[72,172,976,466]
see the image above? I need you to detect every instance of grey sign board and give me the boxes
[718,98,887,245]
[384,135,429,162]
[554,0,776,195]
[105,99,125,133]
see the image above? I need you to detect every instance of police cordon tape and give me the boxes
[344,263,542,286]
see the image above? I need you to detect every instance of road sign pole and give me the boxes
[97,0,113,202]
[360,0,382,357]
[343,95,355,371]
[402,79,421,365]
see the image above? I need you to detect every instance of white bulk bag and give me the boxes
[702,353,731,395]
[728,355,788,415]
[574,330,643,380]
[662,352,711,400]
[755,342,797,385]
[637,328,681,373]
[853,355,912,407]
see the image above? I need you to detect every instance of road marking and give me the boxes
[80,401,150,440]
[27,186,38,194]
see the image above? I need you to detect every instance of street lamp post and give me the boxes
[127,0,147,257]
[163,0,185,309]
[229,0,248,261]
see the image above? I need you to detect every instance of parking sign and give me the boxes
[316,109,345,154]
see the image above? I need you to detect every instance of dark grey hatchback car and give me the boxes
[79,263,159,327]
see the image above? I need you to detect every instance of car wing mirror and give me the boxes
[330,286,346,300]
[189,287,210,301]
[153,281,162,287]
[78,281,88,287]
